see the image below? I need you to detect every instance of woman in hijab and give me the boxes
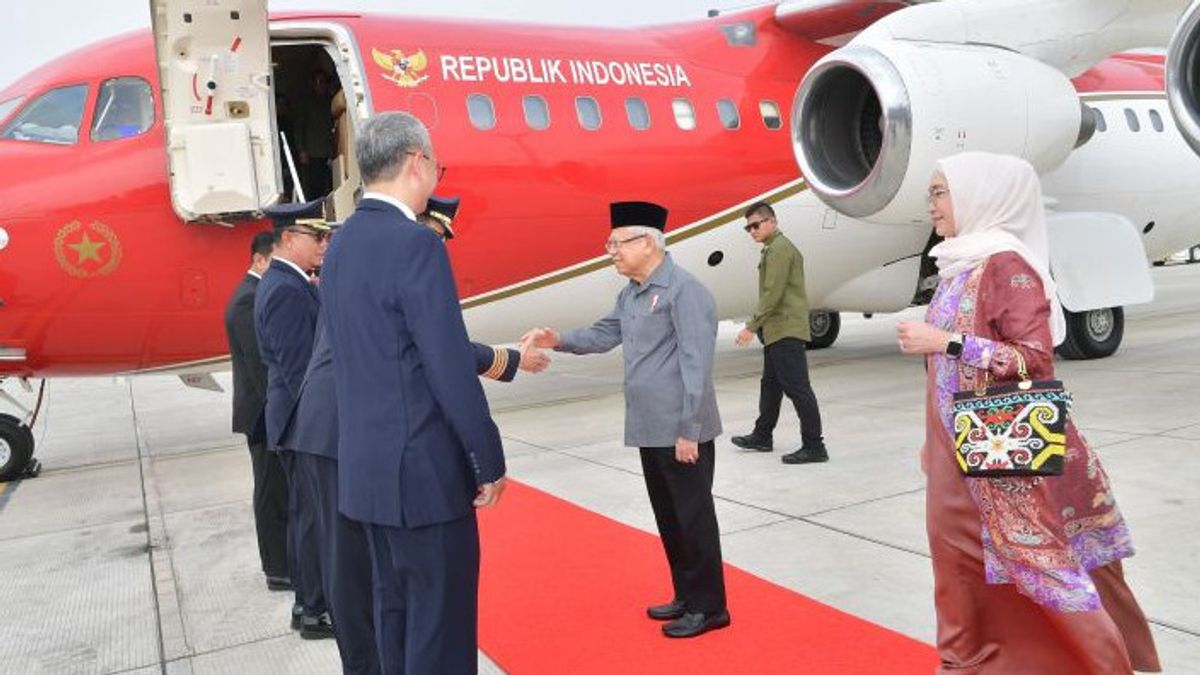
[896,152,1160,673]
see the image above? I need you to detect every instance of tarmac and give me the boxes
[0,262,1196,674]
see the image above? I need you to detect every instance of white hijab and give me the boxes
[929,152,1066,345]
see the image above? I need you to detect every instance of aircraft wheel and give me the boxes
[0,413,34,483]
[1056,307,1124,360]
[807,311,841,350]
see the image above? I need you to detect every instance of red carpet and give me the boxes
[479,481,938,674]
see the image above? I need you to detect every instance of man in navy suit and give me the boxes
[223,230,291,592]
[252,197,334,639]
[320,112,506,674]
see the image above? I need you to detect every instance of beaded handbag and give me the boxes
[951,352,1070,477]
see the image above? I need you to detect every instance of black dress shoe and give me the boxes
[646,599,687,621]
[290,604,303,631]
[663,610,731,638]
[781,445,829,465]
[266,575,293,592]
[300,612,335,640]
[730,433,773,452]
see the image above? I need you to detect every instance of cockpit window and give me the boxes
[91,77,154,141]
[1,84,88,145]
[0,96,24,126]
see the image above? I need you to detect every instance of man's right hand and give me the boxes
[520,327,560,349]
[474,477,507,508]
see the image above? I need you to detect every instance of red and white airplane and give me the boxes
[1,0,1199,479]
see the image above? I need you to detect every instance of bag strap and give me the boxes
[973,348,1031,396]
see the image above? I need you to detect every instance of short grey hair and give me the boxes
[626,225,666,251]
[356,112,432,185]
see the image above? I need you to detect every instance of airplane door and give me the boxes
[149,0,279,221]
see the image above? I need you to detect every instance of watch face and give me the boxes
[948,339,963,357]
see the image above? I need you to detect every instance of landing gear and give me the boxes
[0,413,36,482]
[0,379,45,482]
[1057,307,1124,360]
[807,311,841,349]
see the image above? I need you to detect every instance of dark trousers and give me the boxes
[247,439,289,579]
[279,450,327,616]
[364,515,480,675]
[639,441,726,614]
[754,337,824,448]
[294,453,380,675]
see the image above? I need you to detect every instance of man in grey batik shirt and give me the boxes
[523,200,729,640]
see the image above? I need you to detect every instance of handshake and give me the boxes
[515,327,561,374]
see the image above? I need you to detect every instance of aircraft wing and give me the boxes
[773,0,931,44]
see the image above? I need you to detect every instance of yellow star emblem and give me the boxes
[68,233,106,264]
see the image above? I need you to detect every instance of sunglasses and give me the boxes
[288,228,330,243]
[743,218,770,233]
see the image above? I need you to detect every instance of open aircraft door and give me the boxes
[150,0,279,221]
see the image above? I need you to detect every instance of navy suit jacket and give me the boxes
[320,198,505,528]
[225,273,267,443]
[254,258,320,449]
[280,316,519,461]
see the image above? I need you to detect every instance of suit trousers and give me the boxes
[294,453,380,675]
[639,441,727,614]
[247,439,289,579]
[753,337,824,448]
[279,450,327,616]
[364,515,480,675]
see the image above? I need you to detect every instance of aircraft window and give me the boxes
[626,97,650,130]
[523,95,550,131]
[1124,108,1140,132]
[1149,108,1165,132]
[467,94,496,130]
[717,99,740,130]
[575,96,601,130]
[719,22,757,47]
[672,99,697,130]
[1092,108,1107,132]
[1,84,88,145]
[0,96,24,126]
[91,77,154,142]
[759,100,782,130]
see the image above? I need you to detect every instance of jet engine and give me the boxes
[792,40,1092,224]
[1167,0,1200,156]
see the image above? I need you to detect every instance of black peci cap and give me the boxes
[609,201,668,231]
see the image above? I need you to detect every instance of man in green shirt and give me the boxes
[732,201,828,464]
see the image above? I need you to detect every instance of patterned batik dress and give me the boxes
[921,252,1160,674]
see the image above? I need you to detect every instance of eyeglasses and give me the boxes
[927,187,950,204]
[408,151,446,182]
[288,228,330,243]
[604,234,647,252]
[743,218,770,233]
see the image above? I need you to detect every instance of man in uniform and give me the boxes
[224,230,290,592]
[731,200,828,465]
[253,197,334,639]
[320,112,507,674]
[523,201,730,639]
[417,194,549,379]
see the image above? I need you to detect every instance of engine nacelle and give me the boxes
[1167,0,1200,157]
[792,40,1086,224]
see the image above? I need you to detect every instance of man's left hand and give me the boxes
[735,327,754,347]
[674,437,699,464]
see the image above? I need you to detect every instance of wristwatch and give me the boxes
[946,333,964,358]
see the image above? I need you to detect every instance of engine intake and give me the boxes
[1167,0,1200,157]
[793,41,1085,224]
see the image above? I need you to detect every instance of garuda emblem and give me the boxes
[372,48,430,88]
[53,220,122,278]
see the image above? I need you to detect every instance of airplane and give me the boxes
[2,0,1200,481]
